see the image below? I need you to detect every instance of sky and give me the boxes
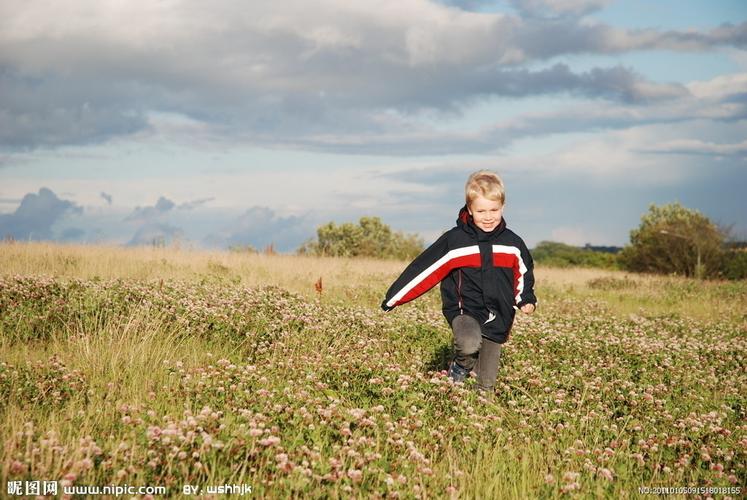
[1,0,745,252]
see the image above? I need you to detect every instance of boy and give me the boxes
[381,170,537,393]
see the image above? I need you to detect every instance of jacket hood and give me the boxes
[457,205,507,239]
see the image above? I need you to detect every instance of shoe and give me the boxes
[447,360,470,383]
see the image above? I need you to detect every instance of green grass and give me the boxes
[1,243,745,498]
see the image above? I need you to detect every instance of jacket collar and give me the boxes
[457,205,507,241]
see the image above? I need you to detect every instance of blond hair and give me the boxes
[465,170,505,206]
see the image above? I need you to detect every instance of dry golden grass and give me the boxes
[1,242,744,323]
[0,242,402,301]
[0,242,618,286]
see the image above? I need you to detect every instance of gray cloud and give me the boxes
[637,139,747,158]
[127,222,184,247]
[124,196,175,222]
[437,0,496,11]
[0,187,82,240]
[282,73,746,156]
[60,227,86,241]
[178,197,214,210]
[204,206,314,252]
[100,192,112,205]
[509,0,612,18]
[0,67,149,149]
[0,1,744,152]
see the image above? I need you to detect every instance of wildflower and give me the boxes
[259,436,281,447]
[76,458,93,471]
[9,461,26,475]
[347,468,363,483]
[562,471,580,483]
[598,468,614,481]
[561,482,580,493]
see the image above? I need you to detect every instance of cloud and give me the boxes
[638,139,747,158]
[100,192,112,205]
[178,197,214,210]
[1,1,744,152]
[204,206,314,252]
[0,68,149,149]
[0,187,82,240]
[509,0,612,18]
[60,227,86,241]
[311,68,747,156]
[121,196,184,245]
[437,0,493,12]
[127,222,184,247]
[123,196,175,222]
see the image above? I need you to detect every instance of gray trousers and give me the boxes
[452,314,502,391]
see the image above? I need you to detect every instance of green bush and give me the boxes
[619,202,725,278]
[298,217,424,260]
[721,250,747,280]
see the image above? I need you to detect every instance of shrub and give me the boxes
[721,250,747,280]
[298,217,423,260]
[619,202,725,279]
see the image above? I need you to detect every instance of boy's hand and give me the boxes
[520,303,536,314]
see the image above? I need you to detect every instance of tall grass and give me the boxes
[0,242,401,302]
[1,242,744,498]
[2,242,743,322]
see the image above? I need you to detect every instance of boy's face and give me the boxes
[468,195,503,232]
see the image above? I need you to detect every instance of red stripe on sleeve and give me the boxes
[396,253,481,306]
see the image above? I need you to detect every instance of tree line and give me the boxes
[295,204,746,280]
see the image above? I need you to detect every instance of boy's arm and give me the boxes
[382,232,456,311]
[516,238,537,310]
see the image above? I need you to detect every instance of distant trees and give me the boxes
[294,205,747,278]
[532,241,620,269]
[619,202,726,279]
[298,216,424,260]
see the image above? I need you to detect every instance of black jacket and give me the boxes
[382,206,536,343]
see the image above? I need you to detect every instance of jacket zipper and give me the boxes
[457,269,463,314]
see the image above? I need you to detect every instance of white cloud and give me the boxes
[687,73,747,99]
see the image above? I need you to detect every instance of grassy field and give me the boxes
[1,242,745,498]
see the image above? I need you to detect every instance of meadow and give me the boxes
[1,242,745,499]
